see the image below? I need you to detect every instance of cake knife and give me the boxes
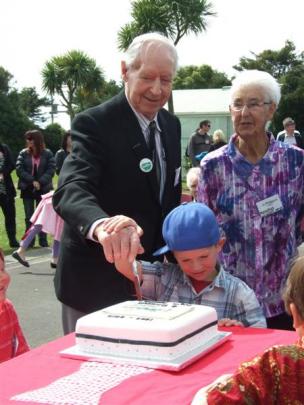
[132,260,143,301]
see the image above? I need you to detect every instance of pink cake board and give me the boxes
[60,331,231,372]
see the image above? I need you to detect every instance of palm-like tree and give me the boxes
[42,50,105,121]
[117,0,216,113]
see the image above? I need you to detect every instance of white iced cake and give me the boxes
[75,301,218,361]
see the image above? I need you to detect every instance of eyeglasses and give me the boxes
[230,101,272,112]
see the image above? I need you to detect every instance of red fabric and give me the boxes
[0,300,29,363]
[190,278,212,293]
[181,193,192,203]
[207,343,304,403]
[0,327,295,405]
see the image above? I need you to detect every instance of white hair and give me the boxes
[230,70,281,106]
[123,32,178,74]
[186,167,201,189]
[212,129,226,143]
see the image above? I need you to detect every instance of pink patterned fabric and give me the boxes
[30,191,64,241]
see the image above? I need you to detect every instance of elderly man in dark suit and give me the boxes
[53,32,182,333]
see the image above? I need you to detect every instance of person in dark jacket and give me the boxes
[276,117,304,149]
[208,129,227,152]
[54,130,72,175]
[0,143,19,247]
[16,130,55,247]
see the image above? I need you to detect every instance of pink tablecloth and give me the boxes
[0,327,295,405]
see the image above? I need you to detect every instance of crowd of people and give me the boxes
[1,32,304,401]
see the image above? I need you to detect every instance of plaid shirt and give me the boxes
[0,299,29,363]
[197,133,304,318]
[141,261,266,327]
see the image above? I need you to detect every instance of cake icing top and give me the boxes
[103,301,195,321]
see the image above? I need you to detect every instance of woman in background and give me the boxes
[55,130,71,175]
[16,130,55,247]
[208,129,227,152]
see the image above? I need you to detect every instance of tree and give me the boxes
[173,64,231,89]
[16,87,51,124]
[118,0,216,112]
[74,79,123,113]
[41,50,106,122]
[233,40,302,80]
[0,66,34,155]
[43,123,65,154]
[233,40,304,133]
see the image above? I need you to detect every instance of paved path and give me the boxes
[6,248,62,348]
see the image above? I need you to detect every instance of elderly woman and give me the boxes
[197,70,304,330]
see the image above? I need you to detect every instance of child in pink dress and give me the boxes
[12,191,63,268]
[0,248,29,362]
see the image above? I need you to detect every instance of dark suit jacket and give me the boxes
[0,143,16,198]
[53,92,181,312]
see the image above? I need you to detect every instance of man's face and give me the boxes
[230,85,276,140]
[121,43,174,120]
[199,123,210,134]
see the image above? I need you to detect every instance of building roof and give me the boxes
[170,87,231,114]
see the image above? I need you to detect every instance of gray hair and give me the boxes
[212,129,226,143]
[123,32,178,74]
[186,167,201,189]
[230,70,281,106]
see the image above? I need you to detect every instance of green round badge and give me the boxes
[139,158,153,173]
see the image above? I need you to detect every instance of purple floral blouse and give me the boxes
[197,133,304,318]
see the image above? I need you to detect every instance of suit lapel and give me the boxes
[119,94,160,203]
[158,110,173,203]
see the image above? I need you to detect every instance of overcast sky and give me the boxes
[1,0,303,128]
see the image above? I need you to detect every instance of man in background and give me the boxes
[187,120,212,166]
[277,117,304,149]
[0,142,19,248]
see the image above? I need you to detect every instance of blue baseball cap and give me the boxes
[154,202,220,255]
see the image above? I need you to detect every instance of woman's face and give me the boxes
[230,85,276,141]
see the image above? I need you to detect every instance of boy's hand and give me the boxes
[218,318,244,327]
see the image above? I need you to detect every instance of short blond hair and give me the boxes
[283,256,304,320]
[212,129,225,143]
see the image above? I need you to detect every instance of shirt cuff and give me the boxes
[87,218,107,241]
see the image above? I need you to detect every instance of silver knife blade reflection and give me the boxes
[132,260,142,300]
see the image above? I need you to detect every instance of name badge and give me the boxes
[256,194,283,217]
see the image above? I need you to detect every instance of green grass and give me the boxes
[0,172,58,255]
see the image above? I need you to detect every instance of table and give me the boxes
[0,327,295,405]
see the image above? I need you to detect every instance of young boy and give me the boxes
[0,248,29,362]
[114,202,266,327]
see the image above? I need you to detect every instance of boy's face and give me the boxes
[0,256,10,304]
[173,239,225,282]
